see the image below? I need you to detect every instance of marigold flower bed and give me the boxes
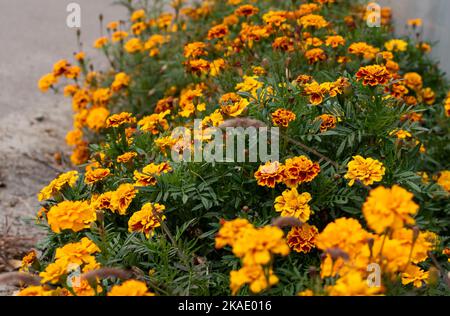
[19,0,450,296]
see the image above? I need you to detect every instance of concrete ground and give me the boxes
[0,0,126,294]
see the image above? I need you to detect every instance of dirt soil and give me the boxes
[0,0,125,294]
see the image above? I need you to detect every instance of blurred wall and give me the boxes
[379,0,450,77]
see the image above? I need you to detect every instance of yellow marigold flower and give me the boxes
[327,270,382,296]
[404,72,423,91]
[232,226,290,266]
[316,217,372,255]
[184,41,208,58]
[111,183,138,215]
[38,171,79,201]
[348,42,379,60]
[235,75,263,98]
[252,66,266,76]
[420,87,436,105]
[185,58,210,75]
[271,108,296,127]
[407,18,422,27]
[304,48,327,64]
[215,218,253,249]
[210,58,226,77]
[124,38,143,53]
[111,72,131,92]
[235,4,259,17]
[219,93,249,117]
[84,168,111,185]
[138,110,170,134]
[92,88,112,106]
[344,155,385,187]
[131,21,147,35]
[112,30,129,42]
[356,65,391,86]
[299,14,328,29]
[254,161,285,188]
[55,238,100,266]
[230,265,279,295]
[130,8,145,21]
[286,223,318,253]
[39,261,67,284]
[389,129,411,141]
[207,24,229,40]
[303,81,327,105]
[402,265,429,288]
[392,228,437,264]
[263,11,288,26]
[47,201,96,233]
[362,185,419,234]
[274,188,312,222]
[17,286,55,296]
[385,39,408,52]
[20,250,37,272]
[92,191,114,211]
[108,280,155,296]
[128,202,166,238]
[325,35,346,48]
[52,59,70,77]
[93,36,109,48]
[72,279,103,296]
[86,107,110,131]
[437,170,450,192]
[117,152,137,163]
[65,66,81,79]
[282,156,320,188]
[38,73,57,92]
[106,112,136,128]
[63,84,78,97]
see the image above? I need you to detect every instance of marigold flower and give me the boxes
[215,218,253,249]
[287,223,318,253]
[131,9,146,22]
[93,36,109,48]
[230,265,279,295]
[254,161,284,188]
[385,39,408,52]
[325,35,346,48]
[317,114,337,132]
[344,155,385,187]
[111,183,138,215]
[274,188,312,222]
[112,31,129,42]
[282,156,320,188]
[185,58,210,75]
[108,280,155,296]
[437,170,450,192]
[38,73,57,92]
[362,185,419,234]
[106,112,136,128]
[207,24,229,40]
[47,201,96,233]
[348,42,379,59]
[111,72,131,92]
[92,191,114,211]
[124,38,143,53]
[356,65,391,86]
[327,270,382,296]
[17,286,54,296]
[235,5,259,17]
[128,203,166,238]
[235,75,263,98]
[304,48,327,64]
[38,171,79,201]
[117,152,138,163]
[299,14,328,29]
[272,36,295,52]
[404,72,423,91]
[219,93,249,117]
[85,168,111,185]
[184,42,208,58]
[401,265,429,288]
[271,108,296,127]
[232,226,290,266]
[86,107,110,131]
[138,110,170,134]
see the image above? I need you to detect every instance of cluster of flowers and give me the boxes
[25,0,450,296]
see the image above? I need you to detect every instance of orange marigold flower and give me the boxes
[117,152,138,163]
[356,65,391,86]
[219,93,249,117]
[299,14,328,29]
[325,35,346,48]
[271,108,296,127]
[111,72,131,92]
[287,223,319,253]
[106,112,136,128]
[254,161,285,188]
[128,203,166,238]
[110,183,138,215]
[362,185,419,233]
[282,156,320,188]
[184,42,208,58]
[272,36,295,52]
[304,48,327,64]
[93,36,109,48]
[215,218,253,249]
[85,168,111,185]
[47,201,96,233]
[108,280,155,296]
[235,5,259,17]
[38,73,57,92]
[344,155,385,187]
[403,72,423,91]
[317,114,337,132]
[348,42,379,59]
[207,24,229,40]
[86,107,110,131]
[185,58,211,75]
